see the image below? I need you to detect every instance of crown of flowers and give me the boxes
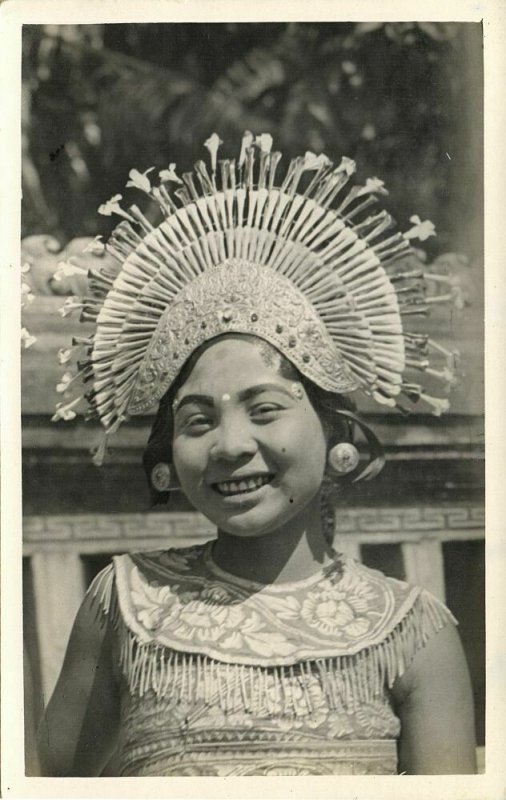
[52,132,458,463]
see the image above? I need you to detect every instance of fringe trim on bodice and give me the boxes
[90,563,454,717]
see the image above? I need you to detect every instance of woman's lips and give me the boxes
[211,474,274,496]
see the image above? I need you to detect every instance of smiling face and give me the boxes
[171,337,328,538]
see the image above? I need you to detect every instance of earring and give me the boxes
[151,462,172,492]
[326,409,385,482]
[327,442,360,476]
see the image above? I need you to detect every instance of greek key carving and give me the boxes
[23,505,484,551]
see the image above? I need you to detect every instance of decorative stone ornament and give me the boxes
[290,383,304,400]
[327,442,360,475]
[151,462,172,492]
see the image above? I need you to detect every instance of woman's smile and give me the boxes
[171,337,328,538]
[212,473,275,497]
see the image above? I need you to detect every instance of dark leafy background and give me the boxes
[22,22,482,260]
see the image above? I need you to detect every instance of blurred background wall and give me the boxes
[20,22,484,772]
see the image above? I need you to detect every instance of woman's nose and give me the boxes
[209,417,257,462]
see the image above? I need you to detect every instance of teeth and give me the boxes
[215,475,271,495]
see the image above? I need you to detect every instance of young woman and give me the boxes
[39,134,476,776]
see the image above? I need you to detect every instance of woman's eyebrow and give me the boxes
[176,383,294,411]
[238,383,294,402]
[174,393,214,412]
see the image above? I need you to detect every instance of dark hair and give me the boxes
[143,334,356,506]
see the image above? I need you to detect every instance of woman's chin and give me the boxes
[190,484,321,539]
[212,501,309,540]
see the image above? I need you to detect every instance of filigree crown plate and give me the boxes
[130,260,357,413]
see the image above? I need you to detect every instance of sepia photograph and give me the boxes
[2,1,502,796]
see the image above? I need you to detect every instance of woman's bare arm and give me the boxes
[37,588,120,776]
[391,620,477,774]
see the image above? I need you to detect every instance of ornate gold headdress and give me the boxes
[53,132,457,462]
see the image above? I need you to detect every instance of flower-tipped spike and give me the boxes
[255,133,273,153]
[98,194,136,223]
[51,396,83,422]
[204,133,223,175]
[238,131,254,167]
[159,164,183,185]
[126,167,155,194]
[404,215,436,242]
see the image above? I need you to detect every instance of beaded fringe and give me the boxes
[90,565,455,717]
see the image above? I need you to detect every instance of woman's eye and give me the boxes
[183,414,213,433]
[250,403,283,421]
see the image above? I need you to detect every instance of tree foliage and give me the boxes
[22,22,482,258]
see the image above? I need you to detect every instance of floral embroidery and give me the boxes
[300,569,378,637]
[119,543,421,665]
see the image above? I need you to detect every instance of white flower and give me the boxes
[52,260,87,283]
[159,163,183,184]
[51,397,81,422]
[20,327,36,349]
[98,194,135,222]
[21,262,31,274]
[336,156,356,176]
[302,151,332,171]
[204,132,223,172]
[427,366,458,390]
[255,133,273,153]
[404,214,436,242]
[238,130,254,166]
[98,193,122,215]
[56,371,74,394]
[421,393,450,416]
[58,297,83,318]
[357,177,388,197]
[58,347,72,365]
[126,167,155,194]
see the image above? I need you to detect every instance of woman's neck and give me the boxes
[212,500,334,585]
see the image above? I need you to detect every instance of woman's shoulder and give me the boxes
[337,552,457,638]
[333,554,458,679]
[85,543,210,618]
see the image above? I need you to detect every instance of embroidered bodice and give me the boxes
[91,543,455,777]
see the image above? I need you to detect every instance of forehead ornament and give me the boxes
[53,132,459,465]
[291,383,304,401]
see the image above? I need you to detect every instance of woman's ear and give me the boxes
[143,394,175,506]
[326,414,353,450]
